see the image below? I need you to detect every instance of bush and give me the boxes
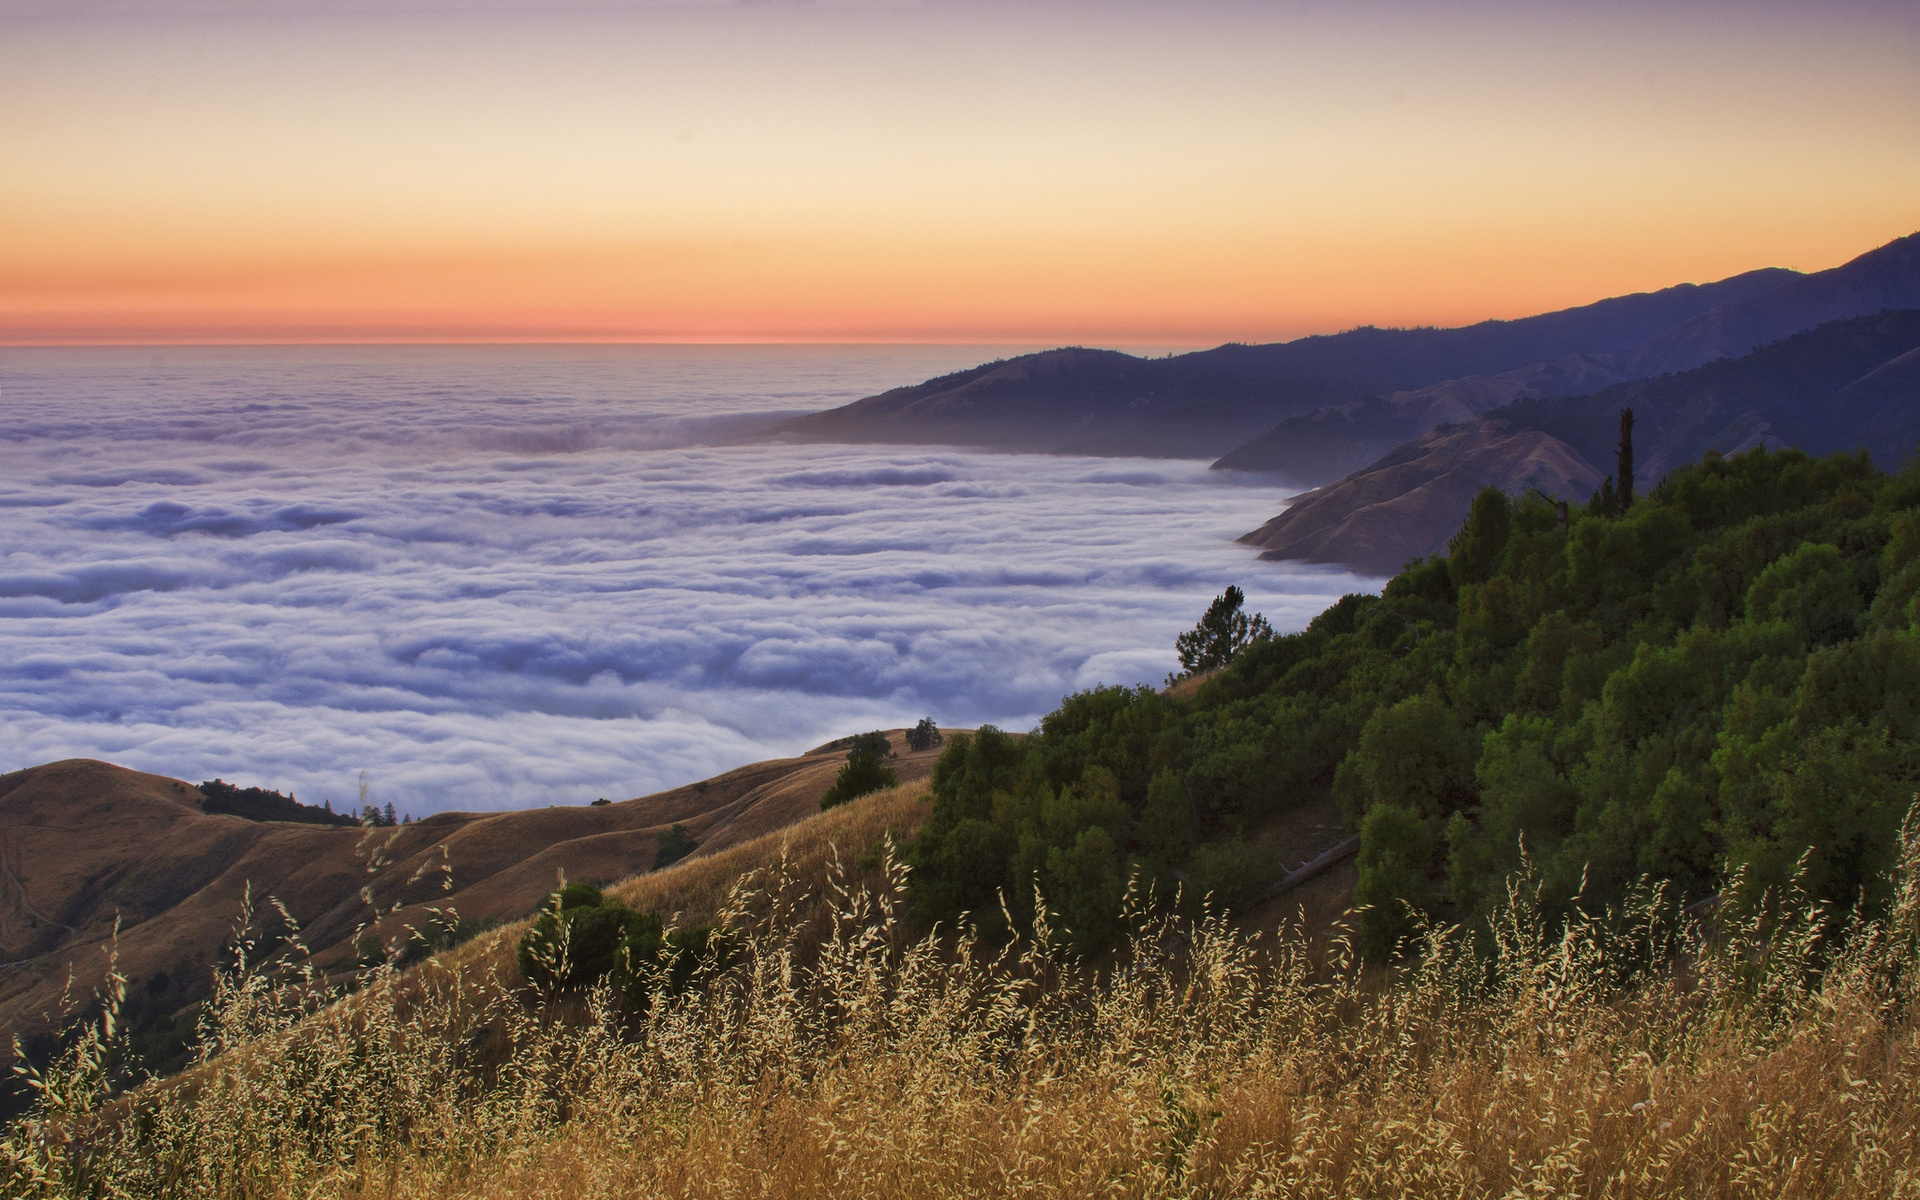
[518,884,643,992]
[653,824,699,870]
[517,884,730,1005]
[1186,840,1270,914]
[819,736,898,810]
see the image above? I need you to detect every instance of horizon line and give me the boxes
[0,335,1222,350]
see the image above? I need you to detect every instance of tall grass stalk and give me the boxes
[6,814,1920,1198]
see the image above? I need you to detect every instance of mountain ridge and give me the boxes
[1216,235,1920,483]
[765,267,1804,460]
[1241,309,1920,575]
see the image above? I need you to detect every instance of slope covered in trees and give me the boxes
[911,445,1920,958]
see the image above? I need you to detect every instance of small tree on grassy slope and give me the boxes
[820,733,898,810]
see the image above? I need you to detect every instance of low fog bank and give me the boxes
[0,347,1375,813]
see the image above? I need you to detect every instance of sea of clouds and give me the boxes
[0,345,1377,814]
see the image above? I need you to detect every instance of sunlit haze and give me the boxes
[3,0,1915,345]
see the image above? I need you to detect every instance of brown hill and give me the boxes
[0,730,956,1050]
[1237,418,1605,576]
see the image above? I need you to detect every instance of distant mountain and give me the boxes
[1216,234,1920,482]
[1619,232,1920,377]
[765,268,1801,459]
[1240,310,1920,575]
[0,733,952,1080]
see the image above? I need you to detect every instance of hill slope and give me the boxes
[0,730,953,1055]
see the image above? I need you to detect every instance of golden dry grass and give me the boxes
[0,745,946,1049]
[6,798,1920,1199]
[442,778,933,987]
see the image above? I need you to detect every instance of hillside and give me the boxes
[1242,309,1920,575]
[0,729,955,1062]
[10,491,1920,1195]
[1214,233,1920,482]
[763,267,1797,459]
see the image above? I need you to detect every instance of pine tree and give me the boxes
[1173,586,1273,675]
[1617,407,1635,512]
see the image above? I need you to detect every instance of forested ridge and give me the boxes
[911,444,1920,957]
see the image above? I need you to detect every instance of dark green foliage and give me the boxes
[515,884,727,1005]
[905,718,944,752]
[908,444,1920,962]
[655,925,733,1000]
[517,884,637,992]
[1617,407,1635,512]
[1173,585,1274,675]
[1354,803,1439,961]
[825,730,893,758]
[819,734,899,810]
[199,779,358,827]
[653,823,699,870]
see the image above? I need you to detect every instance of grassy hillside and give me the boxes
[0,731,952,1091]
[4,772,1916,1198]
[12,448,1920,1196]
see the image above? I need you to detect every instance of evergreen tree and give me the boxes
[1173,585,1273,675]
[1616,407,1635,512]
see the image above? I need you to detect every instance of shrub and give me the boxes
[819,735,899,810]
[518,885,648,992]
[653,824,699,870]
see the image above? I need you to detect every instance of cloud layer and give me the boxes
[0,345,1376,813]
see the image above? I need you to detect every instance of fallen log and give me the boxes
[1260,834,1360,903]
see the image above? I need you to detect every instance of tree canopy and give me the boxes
[910,445,1920,959]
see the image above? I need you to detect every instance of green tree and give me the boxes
[653,823,699,870]
[1354,803,1439,961]
[902,444,1920,963]
[819,744,898,810]
[1333,691,1478,828]
[1135,770,1196,868]
[1045,825,1126,956]
[1746,542,1862,645]
[1174,586,1274,675]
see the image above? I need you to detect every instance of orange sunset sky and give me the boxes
[2,0,1916,346]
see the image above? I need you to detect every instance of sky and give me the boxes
[1,0,1916,345]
